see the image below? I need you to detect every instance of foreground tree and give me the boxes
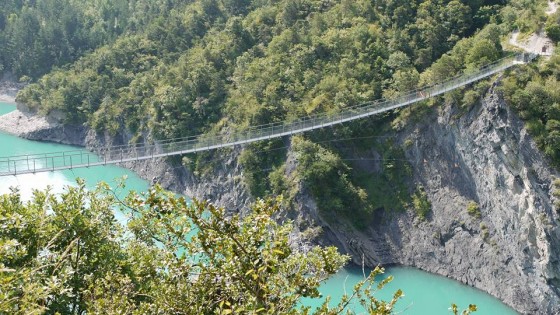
[1,179,479,314]
[0,180,403,314]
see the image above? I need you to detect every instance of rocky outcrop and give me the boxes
[80,130,252,211]
[0,76,25,102]
[290,82,560,314]
[0,109,87,145]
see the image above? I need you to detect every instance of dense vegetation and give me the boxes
[2,0,553,313]
[0,181,484,314]
[0,181,406,314]
[5,0,555,226]
[0,0,188,79]
[501,54,560,167]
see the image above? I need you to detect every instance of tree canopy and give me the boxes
[0,180,407,314]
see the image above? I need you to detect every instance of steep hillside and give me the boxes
[303,82,560,314]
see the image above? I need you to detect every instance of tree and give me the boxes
[0,180,404,314]
[545,20,560,43]
[465,39,500,67]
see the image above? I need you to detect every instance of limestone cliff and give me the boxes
[289,81,560,314]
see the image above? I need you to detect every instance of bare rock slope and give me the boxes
[295,83,560,314]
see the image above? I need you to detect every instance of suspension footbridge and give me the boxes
[0,53,536,176]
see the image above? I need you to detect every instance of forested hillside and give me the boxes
[0,0,189,79]
[5,0,557,226]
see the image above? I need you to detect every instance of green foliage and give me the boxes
[465,39,500,67]
[467,201,481,219]
[292,136,373,229]
[501,61,560,168]
[0,180,130,314]
[412,185,431,220]
[0,0,185,79]
[239,139,287,198]
[546,11,560,43]
[392,21,504,128]
[0,180,405,314]
[14,0,504,137]
[451,303,478,315]
[501,0,548,33]
[461,80,491,111]
[480,223,489,242]
[8,0,543,245]
[354,137,413,216]
[553,179,560,213]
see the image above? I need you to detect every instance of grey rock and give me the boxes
[291,83,560,314]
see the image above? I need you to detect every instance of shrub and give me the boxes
[412,186,431,220]
[467,201,481,219]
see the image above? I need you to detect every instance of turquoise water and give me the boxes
[0,102,148,223]
[0,101,517,314]
[0,102,13,115]
[304,266,518,314]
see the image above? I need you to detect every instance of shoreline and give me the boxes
[0,109,55,137]
[0,78,24,104]
[0,84,60,139]
[0,94,16,103]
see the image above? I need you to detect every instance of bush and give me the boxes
[480,223,489,242]
[467,201,481,219]
[239,139,287,198]
[0,180,405,314]
[553,179,560,213]
[412,186,431,220]
[501,66,560,167]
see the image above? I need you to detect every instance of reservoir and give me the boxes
[0,101,517,314]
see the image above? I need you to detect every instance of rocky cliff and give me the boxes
[289,81,560,314]
[2,80,559,314]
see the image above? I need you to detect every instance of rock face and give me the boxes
[3,82,560,314]
[292,82,560,314]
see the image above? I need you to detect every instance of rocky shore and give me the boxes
[0,107,87,146]
[0,76,25,103]
[0,109,54,135]
[2,82,560,314]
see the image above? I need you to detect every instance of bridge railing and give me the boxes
[0,52,536,176]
